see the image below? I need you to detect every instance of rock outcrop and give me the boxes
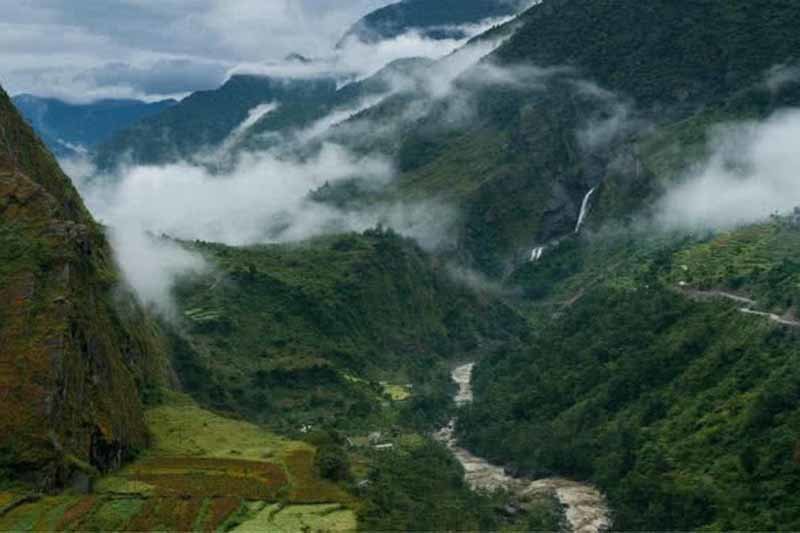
[0,85,167,490]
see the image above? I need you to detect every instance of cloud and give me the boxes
[656,109,800,231]
[765,63,800,92]
[572,80,644,153]
[86,144,394,245]
[67,138,457,313]
[0,0,393,101]
[229,15,518,88]
[85,59,229,97]
[110,228,207,317]
[1,1,528,102]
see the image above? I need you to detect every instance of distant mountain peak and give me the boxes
[338,0,527,47]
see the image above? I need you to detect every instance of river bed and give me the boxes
[434,363,611,533]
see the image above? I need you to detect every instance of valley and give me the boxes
[436,363,610,533]
[3,0,800,531]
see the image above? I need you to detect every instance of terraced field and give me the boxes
[0,392,356,531]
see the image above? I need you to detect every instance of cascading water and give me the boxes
[575,187,597,233]
[530,246,545,262]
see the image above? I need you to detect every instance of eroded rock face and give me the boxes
[0,85,167,490]
[436,363,611,533]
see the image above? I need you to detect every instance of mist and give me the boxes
[230,16,515,85]
[656,109,800,231]
[72,138,459,314]
[65,15,545,315]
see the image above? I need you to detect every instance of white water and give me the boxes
[436,363,611,533]
[530,246,545,262]
[574,187,597,233]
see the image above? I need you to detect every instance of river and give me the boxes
[435,363,611,533]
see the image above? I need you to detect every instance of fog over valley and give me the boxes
[3,2,800,532]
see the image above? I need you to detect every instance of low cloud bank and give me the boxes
[656,109,800,231]
[63,15,553,314]
[232,16,517,84]
[71,142,455,314]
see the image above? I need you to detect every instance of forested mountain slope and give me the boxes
[459,220,800,530]
[360,0,800,276]
[165,228,527,431]
[0,86,168,489]
[93,75,339,169]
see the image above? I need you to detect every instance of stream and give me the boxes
[435,363,611,533]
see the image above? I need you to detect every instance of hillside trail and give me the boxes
[677,286,800,327]
[434,363,611,533]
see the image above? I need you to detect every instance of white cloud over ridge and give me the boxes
[0,1,520,103]
[47,7,536,313]
[657,109,800,231]
[71,139,456,314]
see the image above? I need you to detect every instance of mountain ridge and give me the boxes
[0,85,169,489]
[11,95,176,158]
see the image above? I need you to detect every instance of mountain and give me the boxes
[317,0,800,528]
[93,75,339,170]
[165,229,526,431]
[11,95,175,158]
[338,0,527,45]
[236,57,434,153]
[382,0,800,529]
[0,82,551,530]
[0,86,168,489]
[458,220,800,530]
[5,0,800,530]
[331,0,800,276]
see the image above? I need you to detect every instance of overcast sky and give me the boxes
[0,0,394,102]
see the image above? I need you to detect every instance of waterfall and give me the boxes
[575,187,597,233]
[530,246,545,262]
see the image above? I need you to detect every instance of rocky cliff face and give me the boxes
[0,86,167,490]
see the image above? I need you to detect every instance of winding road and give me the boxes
[678,287,800,327]
[435,363,611,533]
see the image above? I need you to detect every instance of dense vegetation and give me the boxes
[166,227,527,432]
[6,0,800,530]
[359,438,562,532]
[334,0,800,276]
[500,0,800,108]
[458,225,800,530]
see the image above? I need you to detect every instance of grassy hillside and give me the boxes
[0,390,556,531]
[0,392,355,531]
[0,86,168,488]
